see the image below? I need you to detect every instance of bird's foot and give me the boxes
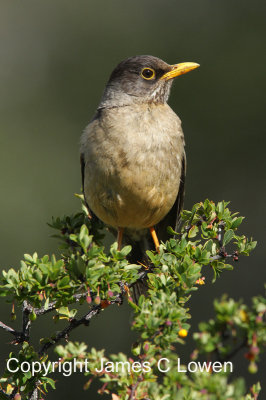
[149,226,160,253]
[117,227,124,251]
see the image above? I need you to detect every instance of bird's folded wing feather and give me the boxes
[80,152,99,221]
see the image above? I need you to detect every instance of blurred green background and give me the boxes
[0,0,265,398]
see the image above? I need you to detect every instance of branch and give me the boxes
[33,292,87,316]
[22,301,31,342]
[3,292,89,336]
[0,321,17,336]
[28,382,40,400]
[129,378,142,400]
[0,320,27,344]
[37,280,131,356]
[38,304,102,356]
[29,389,38,400]
[217,221,225,247]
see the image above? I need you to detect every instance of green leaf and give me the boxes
[120,245,132,256]
[223,229,235,246]
[24,254,33,263]
[167,226,178,235]
[188,225,199,238]
[231,217,244,229]
[57,306,70,316]
[146,250,158,265]
[41,376,56,390]
[44,297,50,310]
[124,264,141,270]
[29,311,37,321]
[33,269,43,283]
[57,276,70,289]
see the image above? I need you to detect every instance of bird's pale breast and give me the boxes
[80,103,184,229]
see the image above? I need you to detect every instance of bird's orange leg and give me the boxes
[117,227,124,251]
[149,226,160,253]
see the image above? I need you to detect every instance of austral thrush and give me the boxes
[80,55,199,296]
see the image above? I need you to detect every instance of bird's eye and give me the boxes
[141,67,156,80]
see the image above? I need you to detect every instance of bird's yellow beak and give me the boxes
[160,62,200,81]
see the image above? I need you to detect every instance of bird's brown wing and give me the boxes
[80,153,99,222]
[80,152,89,210]
[80,152,85,193]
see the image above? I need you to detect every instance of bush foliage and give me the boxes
[0,198,264,400]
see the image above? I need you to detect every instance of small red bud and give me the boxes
[11,303,16,320]
[250,346,259,356]
[86,295,92,304]
[144,343,149,352]
[86,287,92,304]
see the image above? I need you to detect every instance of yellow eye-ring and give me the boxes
[141,67,156,80]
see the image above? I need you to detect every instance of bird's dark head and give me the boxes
[98,55,199,109]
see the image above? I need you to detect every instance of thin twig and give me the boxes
[209,254,233,262]
[129,382,139,400]
[33,292,87,316]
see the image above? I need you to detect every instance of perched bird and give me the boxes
[80,55,199,297]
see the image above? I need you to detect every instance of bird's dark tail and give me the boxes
[126,236,152,302]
